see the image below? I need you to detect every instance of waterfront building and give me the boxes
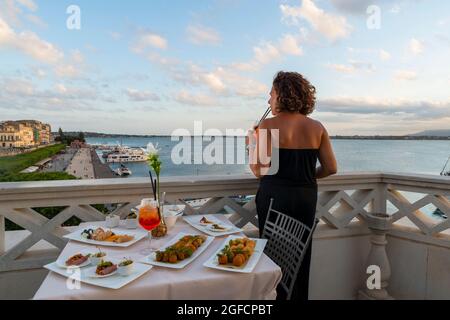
[0,120,51,149]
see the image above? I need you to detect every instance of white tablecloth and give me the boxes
[33,215,282,300]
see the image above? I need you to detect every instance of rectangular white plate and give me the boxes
[183,215,242,237]
[203,235,268,273]
[44,261,153,290]
[139,232,214,269]
[63,225,148,247]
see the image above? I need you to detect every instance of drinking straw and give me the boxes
[148,170,157,201]
[256,107,271,128]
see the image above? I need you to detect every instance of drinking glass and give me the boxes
[138,199,161,255]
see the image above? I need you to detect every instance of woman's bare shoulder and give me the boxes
[259,117,274,129]
[305,117,326,133]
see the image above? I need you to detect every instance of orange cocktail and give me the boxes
[138,199,160,254]
[139,204,161,231]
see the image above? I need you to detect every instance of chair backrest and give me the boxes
[262,198,319,300]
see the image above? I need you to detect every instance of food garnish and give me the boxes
[91,248,106,258]
[119,258,134,267]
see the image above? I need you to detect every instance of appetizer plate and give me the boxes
[63,225,148,247]
[44,261,153,290]
[183,215,242,237]
[56,250,91,269]
[203,235,268,273]
[140,232,214,269]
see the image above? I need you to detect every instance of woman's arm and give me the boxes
[316,125,338,179]
[249,120,272,178]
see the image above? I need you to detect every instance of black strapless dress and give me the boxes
[255,148,319,300]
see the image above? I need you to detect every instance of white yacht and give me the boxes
[115,164,132,176]
[106,146,148,163]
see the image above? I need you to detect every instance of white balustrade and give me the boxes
[0,172,449,276]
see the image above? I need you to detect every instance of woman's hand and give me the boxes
[316,125,338,179]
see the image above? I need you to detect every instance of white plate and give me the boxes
[203,235,268,273]
[183,215,242,237]
[63,225,148,247]
[44,262,152,290]
[56,251,91,269]
[85,265,118,278]
[140,232,214,269]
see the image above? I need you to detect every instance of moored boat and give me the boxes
[115,164,132,176]
[106,146,148,163]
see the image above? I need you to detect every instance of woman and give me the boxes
[248,71,337,300]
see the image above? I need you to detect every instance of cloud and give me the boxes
[213,67,268,97]
[279,34,303,56]
[53,50,87,78]
[4,77,34,95]
[409,38,424,55]
[71,49,84,64]
[15,0,37,11]
[280,0,352,41]
[327,63,355,74]
[200,72,227,93]
[32,67,46,78]
[124,88,160,102]
[253,42,281,65]
[318,96,450,119]
[187,25,221,45]
[147,52,179,67]
[132,31,168,53]
[25,14,46,28]
[0,77,106,111]
[175,90,219,107]
[54,64,81,78]
[394,70,417,81]
[0,17,64,64]
[0,0,38,26]
[230,34,303,72]
[327,60,375,74]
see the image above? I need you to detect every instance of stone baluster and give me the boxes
[358,212,394,300]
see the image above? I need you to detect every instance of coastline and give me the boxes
[60,133,450,141]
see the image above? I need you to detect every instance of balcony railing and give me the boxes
[0,172,449,299]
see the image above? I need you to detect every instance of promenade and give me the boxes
[65,148,95,179]
[90,148,116,179]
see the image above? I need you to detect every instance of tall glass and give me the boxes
[138,199,161,255]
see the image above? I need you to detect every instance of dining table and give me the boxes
[33,214,282,300]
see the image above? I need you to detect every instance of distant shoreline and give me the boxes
[59,132,450,141]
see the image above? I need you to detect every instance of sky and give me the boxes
[0,0,449,135]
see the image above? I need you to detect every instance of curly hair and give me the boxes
[272,71,316,115]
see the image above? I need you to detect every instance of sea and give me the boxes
[86,136,450,178]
